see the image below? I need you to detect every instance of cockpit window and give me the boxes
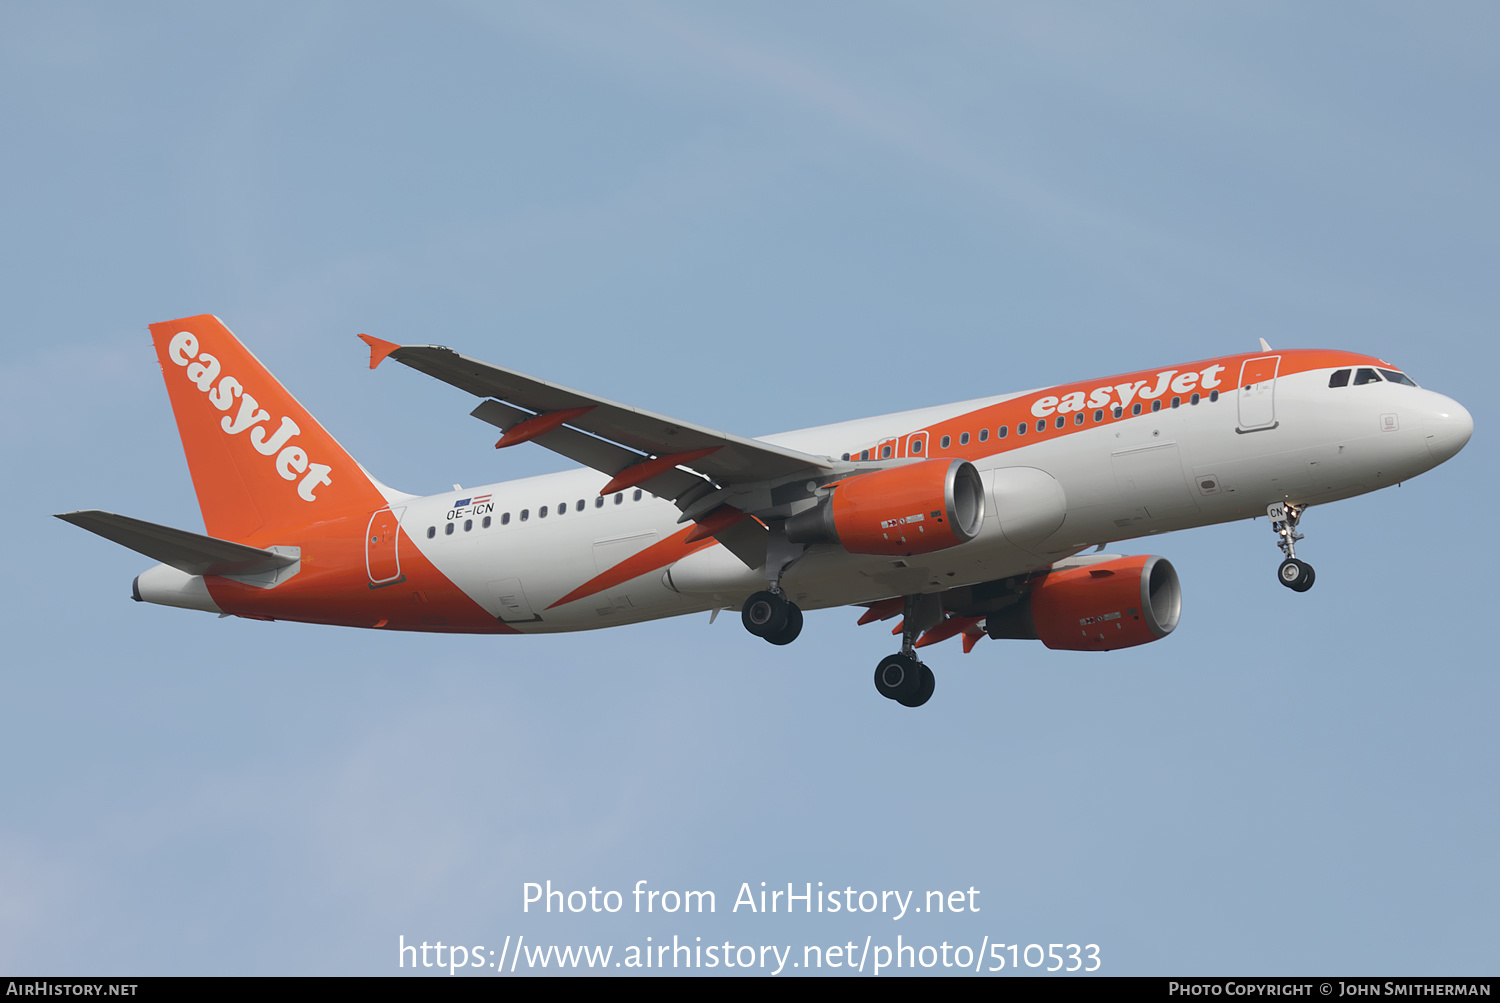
[1379,368,1417,387]
[1328,369,1350,388]
[1353,368,1382,386]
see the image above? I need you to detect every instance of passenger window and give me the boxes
[539,506,548,518]
[1209,390,1219,402]
[1132,403,1143,415]
[483,516,491,528]
[1190,393,1200,405]
[1379,369,1417,387]
[1054,416,1065,429]
[880,445,892,459]
[1151,400,1162,412]
[520,509,529,521]
[1171,396,1181,408]
[1113,407,1123,418]
[614,493,623,505]
[998,426,1008,439]
[464,519,473,532]
[426,526,435,539]
[444,523,454,536]
[595,496,603,508]
[502,512,511,525]
[1329,369,1351,388]
[911,440,923,454]
[940,435,951,449]
[1354,368,1382,385]
[556,502,565,516]
[634,490,643,501]
[577,499,585,511]
[959,432,970,445]
[1017,422,1027,436]
[1074,412,1084,425]
[978,428,988,442]
[1094,409,1104,422]
[1035,420,1045,432]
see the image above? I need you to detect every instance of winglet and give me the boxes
[357,333,402,370]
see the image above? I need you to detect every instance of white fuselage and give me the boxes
[393,366,1469,633]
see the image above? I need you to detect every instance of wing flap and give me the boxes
[55,510,298,577]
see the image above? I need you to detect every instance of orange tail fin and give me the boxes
[149,315,386,541]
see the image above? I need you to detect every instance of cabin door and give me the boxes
[366,507,406,586]
[1237,355,1280,431]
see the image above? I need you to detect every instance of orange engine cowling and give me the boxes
[989,555,1182,651]
[786,459,985,556]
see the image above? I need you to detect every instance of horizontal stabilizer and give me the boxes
[54,510,298,577]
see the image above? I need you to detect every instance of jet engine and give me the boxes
[786,459,984,556]
[986,555,1181,651]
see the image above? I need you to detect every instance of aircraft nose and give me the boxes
[1423,396,1473,464]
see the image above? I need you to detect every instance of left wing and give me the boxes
[358,336,864,567]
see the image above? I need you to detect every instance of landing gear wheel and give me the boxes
[742,590,789,638]
[1267,502,1316,592]
[873,654,922,703]
[1278,558,1315,592]
[764,604,803,645]
[896,665,936,708]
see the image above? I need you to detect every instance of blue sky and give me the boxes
[3,1,1496,975]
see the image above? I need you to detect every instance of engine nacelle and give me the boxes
[987,555,1181,651]
[786,459,984,556]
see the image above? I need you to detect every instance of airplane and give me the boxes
[58,315,1473,708]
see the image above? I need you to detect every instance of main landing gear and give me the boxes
[741,535,807,646]
[739,588,935,708]
[874,653,935,708]
[1268,501,1315,592]
[873,596,936,708]
[742,589,803,646]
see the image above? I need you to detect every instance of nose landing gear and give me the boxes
[1268,501,1316,592]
